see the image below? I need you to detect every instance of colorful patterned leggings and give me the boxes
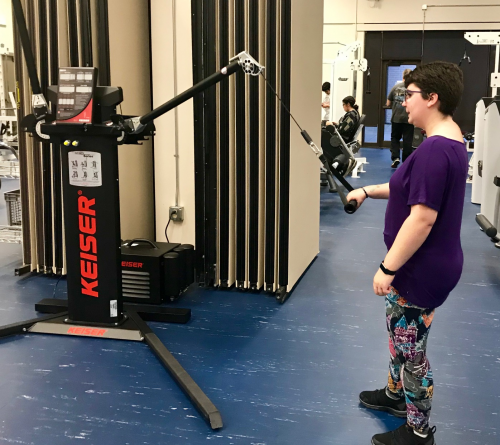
[386,288,435,433]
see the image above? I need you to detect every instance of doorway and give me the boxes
[378,61,418,148]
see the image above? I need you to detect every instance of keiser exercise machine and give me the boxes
[1,0,359,431]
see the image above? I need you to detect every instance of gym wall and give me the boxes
[323,0,500,118]
[322,2,362,88]
[362,30,495,135]
[150,0,196,250]
[355,0,500,32]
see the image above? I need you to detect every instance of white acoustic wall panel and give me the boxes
[150,0,196,247]
[471,98,488,204]
[287,0,322,291]
[481,100,500,226]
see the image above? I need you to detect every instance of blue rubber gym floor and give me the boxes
[0,148,498,444]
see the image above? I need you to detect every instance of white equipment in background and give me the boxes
[464,32,500,207]
[471,98,490,203]
[324,41,368,177]
[0,91,19,180]
[465,32,500,97]
[475,97,500,248]
[0,53,17,123]
[325,41,367,121]
[479,98,500,229]
[0,52,19,182]
[466,32,500,246]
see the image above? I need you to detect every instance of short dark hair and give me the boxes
[404,61,463,116]
[322,82,330,92]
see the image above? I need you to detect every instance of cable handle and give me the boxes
[344,200,358,214]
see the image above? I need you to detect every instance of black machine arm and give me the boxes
[11,0,48,120]
[121,51,264,135]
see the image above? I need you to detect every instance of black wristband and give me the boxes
[380,261,396,276]
[362,187,369,198]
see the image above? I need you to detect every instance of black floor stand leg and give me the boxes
[127,311,223,429]
[0,313,68,338]
[0,299,223,430]
[35,298,192,323]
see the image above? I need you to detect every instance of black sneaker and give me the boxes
[372,424,436,445]
[359,387,407,418]
[391,159,400,168]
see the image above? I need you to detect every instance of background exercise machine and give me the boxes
[468,32,500,246]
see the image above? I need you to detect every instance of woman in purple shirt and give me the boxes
[347,62,468,445]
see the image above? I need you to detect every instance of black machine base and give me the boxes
[15,264,31,276]
[0,301,223,430]
[35,298,191,323]
[28,312,144,341]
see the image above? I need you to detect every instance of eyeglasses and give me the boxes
[404,89,424,100]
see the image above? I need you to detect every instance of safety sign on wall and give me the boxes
[68,151,102,187]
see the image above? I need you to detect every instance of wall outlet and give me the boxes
[169,206,184,222]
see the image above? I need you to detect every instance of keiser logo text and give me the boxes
[79,194,98,297]
[121,261,143,268]
[67,326,107,336]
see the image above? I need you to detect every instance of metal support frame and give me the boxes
[330,125,369,178]
[464,32,500,97]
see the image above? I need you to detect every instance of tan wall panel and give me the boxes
[357,0,500,27]
[323,0,500,31]
[358,22,500,31]
[108,0,154,240]
[287,0,323,290]
[324,0,356,24]
[90,0,99,70]
[257,0,266,288]
[57,0,69,67]
[151,0,196,246]
[228,0,236,285]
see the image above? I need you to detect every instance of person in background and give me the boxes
[325,95,359,142]
[387,68,414,168]
[321,81,331,125]
[346,61,467,445]
[322,96,360,175]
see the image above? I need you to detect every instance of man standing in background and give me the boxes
[321,82,331,125]
[387,69,414,168]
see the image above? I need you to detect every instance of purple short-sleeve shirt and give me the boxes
[384,136,468,308]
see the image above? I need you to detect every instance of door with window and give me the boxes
[378,61,418,148]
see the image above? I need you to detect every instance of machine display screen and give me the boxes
[56,67,97,123]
